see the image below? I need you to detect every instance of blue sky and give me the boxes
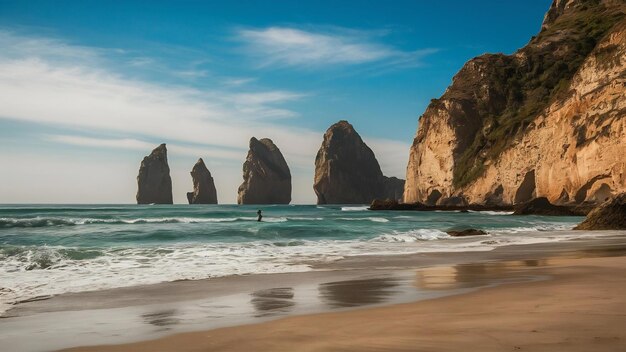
[0,0,550,203]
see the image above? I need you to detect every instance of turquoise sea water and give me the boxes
[0,204,592,313]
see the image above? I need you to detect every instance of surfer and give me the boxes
[257,209,263,222]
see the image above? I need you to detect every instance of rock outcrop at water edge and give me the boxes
[314,120,405,204]
[136,143,173,204]
[237,137,291,204]
[187,158,218,204]
[575,193,626,230]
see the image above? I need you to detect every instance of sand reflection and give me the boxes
[415,259,551,290]
[141,309,180,329]
[318,277,400,308]
[250,287,295,317]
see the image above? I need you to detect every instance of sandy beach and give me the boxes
[52,237,626,352]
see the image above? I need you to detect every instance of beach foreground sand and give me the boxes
[67,254,626,352]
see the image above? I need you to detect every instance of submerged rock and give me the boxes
[512,197,574,216]
[575,193,626,230]
[187,158,218,204]
[237,137,291,204]
[314,120,405,204]
[446,229,488,237]
[136,144,173,204]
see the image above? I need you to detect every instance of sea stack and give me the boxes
[403,0,626,206]
[186,158,218,204]
[313,120,405,204]
[136,144,173,204]
[237,137,291,204]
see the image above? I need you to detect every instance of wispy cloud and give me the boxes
[223,77,257,87]
[236,26,437,69]
[0,29,409,203]
[46,135,244,160]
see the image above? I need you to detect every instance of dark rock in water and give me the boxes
[438,196,468,207]
[314,120,405,204]
[187,158,218,204]
[368,199,513,212]
[369,199,426,211]
[513,197,574,216]
[447,229,487,237]
[136,144,173,204]
[575,193,626,230]
[237,137,291,204]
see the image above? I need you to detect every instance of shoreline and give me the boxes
[5,233,625,318]
[69,254,626,352]
[1,233,625,351]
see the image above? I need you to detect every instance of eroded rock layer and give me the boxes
[404,0,626,206]
[314,120,405,204]
[237,137,291,204]
[136,144,173,204]
[187,158,218,204]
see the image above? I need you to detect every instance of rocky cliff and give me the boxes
[314,120,405,204]
[237,137,291,204]
[186,158,218,204]
[136,144,173,204]
[404,0,625,206]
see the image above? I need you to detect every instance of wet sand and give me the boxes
[67,254,626,352]
[1,234,625,351]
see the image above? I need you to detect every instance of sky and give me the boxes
[0,0,550,204]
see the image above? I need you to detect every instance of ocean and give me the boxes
[0,204,602,314]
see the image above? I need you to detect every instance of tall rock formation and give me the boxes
[136,144,173,204]
[186,158,218,204]
[314,120,405,204]
[237,137,291,204]
[404,0,626,206]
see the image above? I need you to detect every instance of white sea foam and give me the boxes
[374,229,450,242]
[341,206,369,211]
[0,216,326,228]
[468,210,514,215]
[287,217,324,221]
[1,228,620,315]
[339,217,389,223]
[491,223,573,233]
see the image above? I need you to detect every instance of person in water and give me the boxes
[257,209,263,222]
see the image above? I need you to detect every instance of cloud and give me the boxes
[46,135,244,161]
[367,138,411,178]
[223,77,257,86]
[236,26,436,69]
[0,30,410,203]
[0,30,100,63]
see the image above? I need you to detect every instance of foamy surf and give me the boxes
[0,216,331,228]
[341,206,369,211]
[0,204,593,315]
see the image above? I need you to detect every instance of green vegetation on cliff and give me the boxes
[452,1,624,188]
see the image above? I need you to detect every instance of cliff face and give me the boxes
[136,144,173,204]
[314,120,405,204]
[404,0,625,206]
[237,137,291,204]
[186,158,218,204]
